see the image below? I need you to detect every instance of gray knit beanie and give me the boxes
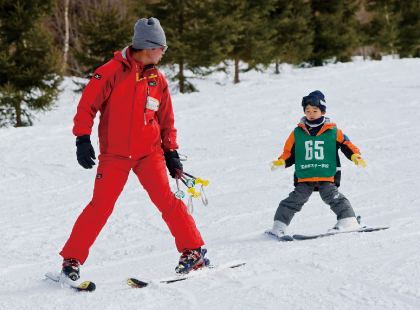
[132,17,166,50]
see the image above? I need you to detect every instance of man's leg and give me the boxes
[133,151,204,252]
[60,156,130,264]
[318,182,356,220]
[274,182,316,225]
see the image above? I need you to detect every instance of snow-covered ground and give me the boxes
[1,58,420,309]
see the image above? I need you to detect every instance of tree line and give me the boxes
[1,0,419,127]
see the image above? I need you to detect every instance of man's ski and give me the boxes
[293,226,389,241]
[45,272,96,292]
[127,263,246,288]
[127,278,148,288]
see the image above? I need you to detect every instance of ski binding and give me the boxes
[45,272,96,292]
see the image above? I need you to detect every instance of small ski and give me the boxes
[265,231,294,242]
[45,272,96,292]
[127,263,246,288]
[293,226,389,241]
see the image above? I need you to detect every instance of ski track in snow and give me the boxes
[1,59,420,309]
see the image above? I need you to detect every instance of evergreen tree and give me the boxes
[270,0,313,73]
[131,0,226,93]
[365,0,401,56]
[308,0,362,66]
[214,0,276,83]
[398,0,420,57]
[74,5,133,81]
[0,0,62,127]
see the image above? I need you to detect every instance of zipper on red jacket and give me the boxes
[144,88,149,125]
[127,83,137,157]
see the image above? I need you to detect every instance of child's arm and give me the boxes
[279,131,295,168]
[336,128,366,167]
[270,131,295,171]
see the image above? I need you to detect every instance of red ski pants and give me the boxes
[60,151,204,264]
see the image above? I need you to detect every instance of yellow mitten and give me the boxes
[269,159,286,171]
[351,154,367,168]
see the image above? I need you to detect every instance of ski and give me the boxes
[265,231,294,242]
[45,272,96,292]
[127,263,246,288]
[293,226,389,241]
[127,278,148,288]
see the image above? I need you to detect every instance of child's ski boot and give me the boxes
[175,248,210,274]
[327,216,363,232]
[61,258,80,281]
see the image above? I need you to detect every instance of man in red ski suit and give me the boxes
[60,18,206,280]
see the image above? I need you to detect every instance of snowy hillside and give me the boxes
[1,58,420,309]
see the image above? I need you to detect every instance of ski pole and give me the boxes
[175,170,190,187]
[177,170,209,187]
[174,169,183,179]
[182,171,197,179]
[175,169,195,188]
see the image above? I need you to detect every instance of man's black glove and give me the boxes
[76,135,96,169]
[164,150,183,178]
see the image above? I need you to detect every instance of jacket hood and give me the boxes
[112,46,131,68]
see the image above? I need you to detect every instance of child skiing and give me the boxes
[266,90,367,238]
[60,18,207,281]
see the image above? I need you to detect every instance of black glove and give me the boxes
[164,150,183,178]
[76,135,96,169]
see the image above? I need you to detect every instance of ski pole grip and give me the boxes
[187,187,201,198]
[195,177,209,187]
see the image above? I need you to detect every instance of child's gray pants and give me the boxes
[274,181,355,226]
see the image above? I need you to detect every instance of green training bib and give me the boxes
[294,126,337,179]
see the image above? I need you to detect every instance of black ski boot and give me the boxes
[62,258,80,281]
[175,248,209,274]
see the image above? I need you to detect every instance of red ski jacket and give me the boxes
[73,46,179,159]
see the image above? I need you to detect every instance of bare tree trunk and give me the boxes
[179,59,184,93]
[363,46,365,61]
[234,56,240,84]
[275,59,280,74]
[178,0,184,93]
[15,104,22,127]
[63,0,70,72]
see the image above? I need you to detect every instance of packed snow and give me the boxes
[1,58,420,309]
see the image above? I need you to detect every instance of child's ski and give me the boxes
[293,226,389,241]
[265,231,294,242]
[45,272,96,292]
[127,263,246,288]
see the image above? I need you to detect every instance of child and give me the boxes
[266,90,367,238]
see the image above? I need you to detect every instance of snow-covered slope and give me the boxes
[1,58,420,309]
